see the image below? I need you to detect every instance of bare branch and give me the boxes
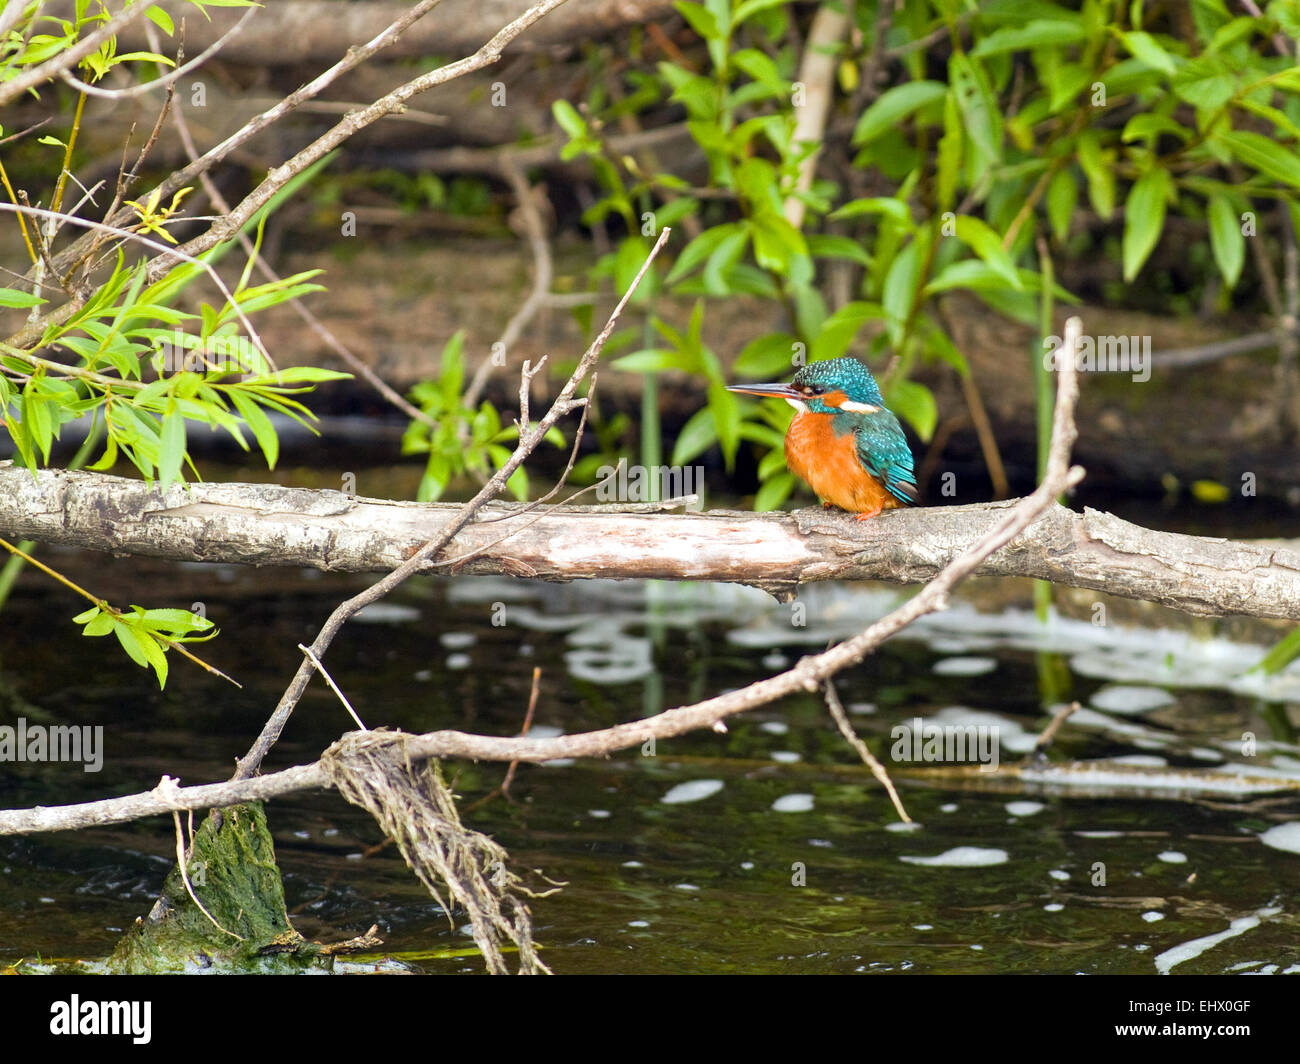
[823,677,911,824]
[463,158,555,411]
[30,0,453,293]
[55,5,257,100]
[0,0,156,108]
[7,467,1298,621]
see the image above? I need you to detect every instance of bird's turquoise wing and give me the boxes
[854,411,919,505]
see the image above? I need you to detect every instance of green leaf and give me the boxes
[884,378,937,442]
[749,212,806,274]
[1207,193,1245,288]
[811,301,885,363]
[74,606,115,637]
[112,620,150,668]
[227,389,280,468]
[612,348,695,373]
[851,81,948,145]
[1121,114,1192,143]
[830,197,914,230]
[936,92,963,211]
[552,99,587,140]
[1250,627,1300,675]
[1215,131,1300,190]
[971,21,1089,56]
[753,470,796,512]
[1046,166,1077,242]
[136,607,213,632]
[668,223,741,284]
[734,0,787,26]
[1120,30,1178,74]
[882,239,923,346]
[1076,130,1115,220]
[807,234,872,266]
[146,5,175,34]
[953,215,1023,290]
[949,53,1001,169]
[675,0,722,41]
[134,629,169,689]
[671,407,718,466]
[919,317,970,376]
[732,48,786,94]
[158,407,185,488]
[0,288,46,308]
[21,387,54,465]
[703,226,750,293]
[1122,167,1172,281]
[1172,55,1236,110]
[243,367,352,386]
[708,381,741,469]
[733,333,801,378]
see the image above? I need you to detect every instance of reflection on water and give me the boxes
[1,562,1298,974]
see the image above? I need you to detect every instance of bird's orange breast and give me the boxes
[785,412,901,515]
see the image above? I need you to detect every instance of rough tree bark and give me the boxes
[3,464,1298,620]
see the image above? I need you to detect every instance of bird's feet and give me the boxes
[853,504,885,521]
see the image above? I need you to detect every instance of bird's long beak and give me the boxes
[725,382,801,400]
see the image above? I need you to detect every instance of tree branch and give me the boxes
[4,464,1298,621]
[0,0,156,108]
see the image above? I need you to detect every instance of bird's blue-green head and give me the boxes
[726,356,887,415]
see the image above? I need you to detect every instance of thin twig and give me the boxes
[823,677,911,823]
[0,0,157,107]
[30,0,453,292]
[55,6,257,100]
[463,157,554,412]
[0,117,53,150]
[1028,701,1079,759]
[468,666,543,811]
[172,806,244,941]
[299,644,367,732]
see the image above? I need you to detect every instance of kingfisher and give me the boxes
[726,356,919,519]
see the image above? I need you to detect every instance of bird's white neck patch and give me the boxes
[837,400,881,414]
[784,397,808,413]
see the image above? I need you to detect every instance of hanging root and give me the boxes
[321,729,560,975]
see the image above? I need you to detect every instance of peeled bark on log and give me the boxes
[3,464,1299,621]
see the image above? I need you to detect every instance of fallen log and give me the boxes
[4,464,1299,620]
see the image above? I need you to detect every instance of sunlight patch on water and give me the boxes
[1258,822,1300,854]
[932,656,998,676]
[660,779,725,804]
[1089,685,1177,715]
[899,847,1008,867]
[1154,907,1283,974]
